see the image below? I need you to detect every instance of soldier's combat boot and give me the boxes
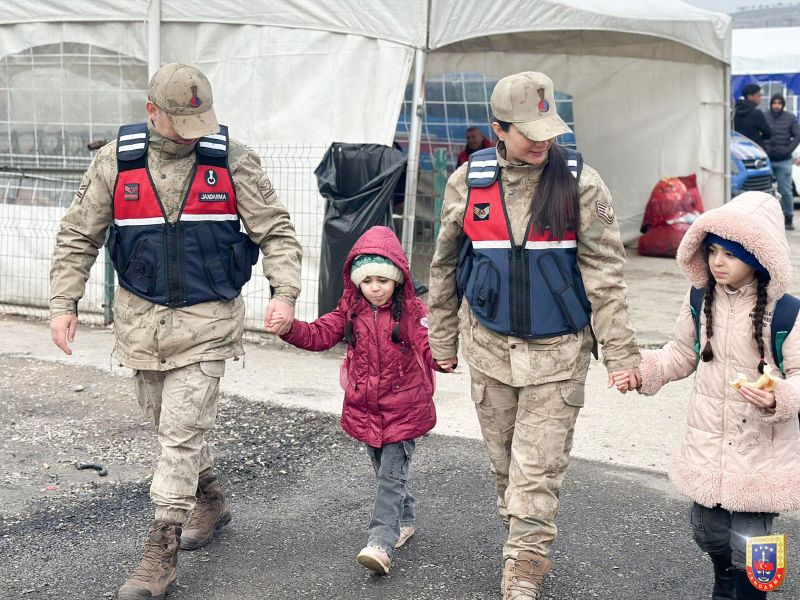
[179,471,231,550]
[502,551,551,600]
[708,551,736,600]
[118,520,181,600]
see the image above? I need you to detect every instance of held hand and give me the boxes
[50,314,78,356]
[264,298,295,336]
[436,357,458,373]
[738,385,777,412]
[608,368,641,394]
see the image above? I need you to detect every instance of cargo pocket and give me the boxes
[470,379,487,405]
[199,359,226,379]
[122,239,156,296]
[560,381,585,408]
[469,259,500,321]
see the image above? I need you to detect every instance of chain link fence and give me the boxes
[0,144,440,333]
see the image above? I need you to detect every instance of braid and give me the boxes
[391,286,404,344]
[701,279,715,362]
[343,312,357,347]
[753,271,769,374]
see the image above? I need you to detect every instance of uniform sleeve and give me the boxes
[230,147,303,307]
[49,146,115,317]
[638,292,698,396]
[759,326,800,424]
[576,167,640,371]
[427,167,468,360]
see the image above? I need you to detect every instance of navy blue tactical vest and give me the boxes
[106,122,259,307]
[456,146,592,338]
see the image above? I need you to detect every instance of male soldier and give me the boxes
[49,63,302,599]
[428,72,640,599]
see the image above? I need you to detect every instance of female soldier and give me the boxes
[427,71,640,600]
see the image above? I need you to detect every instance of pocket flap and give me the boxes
[199,360,226,378]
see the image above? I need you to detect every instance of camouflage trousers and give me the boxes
[134,360,225,523]
[469,367,584,560]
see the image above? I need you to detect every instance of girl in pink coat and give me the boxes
[614,192,800,599]
[279,226,441,575]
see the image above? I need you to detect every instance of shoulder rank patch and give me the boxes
[596,200,615,225]
[473,203,490,221]
[746,534,787,592]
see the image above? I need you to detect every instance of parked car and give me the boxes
[730,131,774,197]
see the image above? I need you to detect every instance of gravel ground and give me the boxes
[0,355,797,599]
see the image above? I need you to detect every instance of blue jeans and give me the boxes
[365,440,416,556]
[690,503,777,569]
[772,159,794,216]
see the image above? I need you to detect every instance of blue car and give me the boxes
[730,131,774,197]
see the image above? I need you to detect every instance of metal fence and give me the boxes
[0,145,442,332]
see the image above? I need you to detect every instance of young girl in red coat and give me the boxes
[279,226,441,575]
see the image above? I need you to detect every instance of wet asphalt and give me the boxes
[1,389,798,599]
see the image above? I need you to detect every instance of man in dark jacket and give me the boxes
[765,93,800,230]
[734,83,771,147]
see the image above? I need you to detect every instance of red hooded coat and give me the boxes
[281,226,438,447]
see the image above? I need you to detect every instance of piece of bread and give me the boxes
[730,363,778,392]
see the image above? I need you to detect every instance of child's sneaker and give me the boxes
[357,545,391,574]
[395,526,415,548]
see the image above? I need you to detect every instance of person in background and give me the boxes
[456,126,493,166]
[764,93,800,230]
[734,83,771,147]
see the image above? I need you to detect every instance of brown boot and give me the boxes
[502,551,551,600]
[118,520,181,600]
[179,472,231,550]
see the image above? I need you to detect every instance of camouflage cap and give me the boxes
[148,63,219,139]
[490,72,571,142]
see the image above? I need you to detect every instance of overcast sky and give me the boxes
[685,0,797,12]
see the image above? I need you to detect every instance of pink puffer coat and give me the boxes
[281,226,438,447]
[639,192,800,513]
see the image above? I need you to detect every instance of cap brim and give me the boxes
[514,114,572,142]
[169,108,219,139]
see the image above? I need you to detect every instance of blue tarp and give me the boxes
[732,73,800,100]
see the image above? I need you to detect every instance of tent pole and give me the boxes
[724,63,731,203]
[401,47,427,263]
[147,0,161,78]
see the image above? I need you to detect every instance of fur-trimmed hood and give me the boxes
[676,192,790,301]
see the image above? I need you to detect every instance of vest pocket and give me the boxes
[195,224,237,300]
[470,258,500,321]
[122,238,156,296]
[229,234,260,289]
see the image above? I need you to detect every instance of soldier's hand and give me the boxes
[436,357,458,373]
[264,298,295,336]
[50,314,78,356]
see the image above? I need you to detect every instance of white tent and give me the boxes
[732,27,800,75]
[0,0,731,320]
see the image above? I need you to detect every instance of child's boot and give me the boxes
[734,570,766,599]
[708,551,736,600]
[502,551,550,600]
[395,525,415,548]
[357,545,391,574]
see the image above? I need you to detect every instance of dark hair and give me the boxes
[770,93,786,108]
[343,283,405,348]
[699,269,770,373]
[742,83,762,98]
[494,119,580,239]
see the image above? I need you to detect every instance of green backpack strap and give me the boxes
[770,293,800,376]
[689,286,705,365]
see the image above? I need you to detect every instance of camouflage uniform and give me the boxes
[50,126,302,522]
[428,143,640,559]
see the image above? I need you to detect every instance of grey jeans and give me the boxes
[690,502,777,569]
[365,440,416,556]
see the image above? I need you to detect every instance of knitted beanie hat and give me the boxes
[350,254,405,287]
[704,233,767,272]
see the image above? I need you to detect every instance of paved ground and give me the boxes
[0,354,798,599]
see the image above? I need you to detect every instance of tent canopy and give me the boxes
[732,27,800,75]
[0,0,731,246]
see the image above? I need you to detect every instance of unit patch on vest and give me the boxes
[199,192,229,202]
[596,200,615,225]
[123,183,139,201]
[205,169,217,186]
[473,203,491,221]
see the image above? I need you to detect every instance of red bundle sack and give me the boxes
[637,175,703,258]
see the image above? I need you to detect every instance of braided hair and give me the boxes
[700,280,715,362]
[752,271,770,374]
